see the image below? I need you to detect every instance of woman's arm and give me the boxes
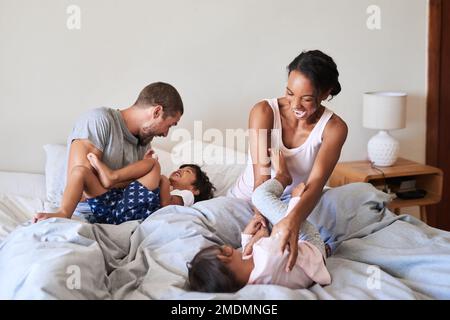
[272,115,348,271]
[249,101,274,190]
[242,102,274,255]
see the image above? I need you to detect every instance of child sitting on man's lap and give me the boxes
[34,152,215,225]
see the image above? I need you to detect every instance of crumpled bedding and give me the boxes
[1,183,449,299]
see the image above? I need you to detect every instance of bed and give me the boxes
[0,141,449,299]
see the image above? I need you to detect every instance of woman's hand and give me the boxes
[271,215,302,272]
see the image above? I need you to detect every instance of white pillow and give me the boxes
[151,147,177,176]
[0,171,47,201]
[171,140,247,197]
[42,140,246,204]
[43,144,67,206]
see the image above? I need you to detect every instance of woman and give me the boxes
[228,50,348,270]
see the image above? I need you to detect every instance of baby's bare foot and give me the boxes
[291,182,306,198]
[87,153,116,188]
[271,148,292,187]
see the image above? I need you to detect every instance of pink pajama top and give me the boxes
[241,230,331,289]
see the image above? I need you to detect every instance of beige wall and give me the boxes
[0,0,428,173]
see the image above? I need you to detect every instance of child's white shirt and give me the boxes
[170,189,195,206]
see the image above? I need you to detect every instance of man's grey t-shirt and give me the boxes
[66,107,150,169]
[63,107,151,212]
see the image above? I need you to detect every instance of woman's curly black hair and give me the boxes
[180,164,216,202]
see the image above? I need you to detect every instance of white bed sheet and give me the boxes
[0,194,44,242]
[0,171,56,242]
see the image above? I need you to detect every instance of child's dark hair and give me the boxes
[187,245,244,293]
[287,50,341,99]
[180,164,216,202]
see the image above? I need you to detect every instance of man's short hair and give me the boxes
[135,82,183,118]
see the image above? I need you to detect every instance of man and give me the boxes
[34,82,183,222]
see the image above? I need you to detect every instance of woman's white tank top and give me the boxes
[228,98,334,201]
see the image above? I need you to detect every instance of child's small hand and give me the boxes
[242,225,269,256]
[243,214,267,235]
[144,148,158,160]
[243,220,261,235]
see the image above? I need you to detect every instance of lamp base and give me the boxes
[367,130,399,167]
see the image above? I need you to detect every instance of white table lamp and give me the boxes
[363,91,407,166]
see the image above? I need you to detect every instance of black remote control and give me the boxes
[396,189,427,200]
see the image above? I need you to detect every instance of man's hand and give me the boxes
[271,215,302,272]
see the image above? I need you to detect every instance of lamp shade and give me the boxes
[363,92,407,130]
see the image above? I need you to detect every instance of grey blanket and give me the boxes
[0,183,449,299]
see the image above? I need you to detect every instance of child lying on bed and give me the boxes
[187,151,331,292]
[34,152,215,225]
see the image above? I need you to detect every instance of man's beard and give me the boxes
[138,126,157,146]
[138,135,154,146]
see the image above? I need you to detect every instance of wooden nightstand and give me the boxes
[328,158,443,223]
